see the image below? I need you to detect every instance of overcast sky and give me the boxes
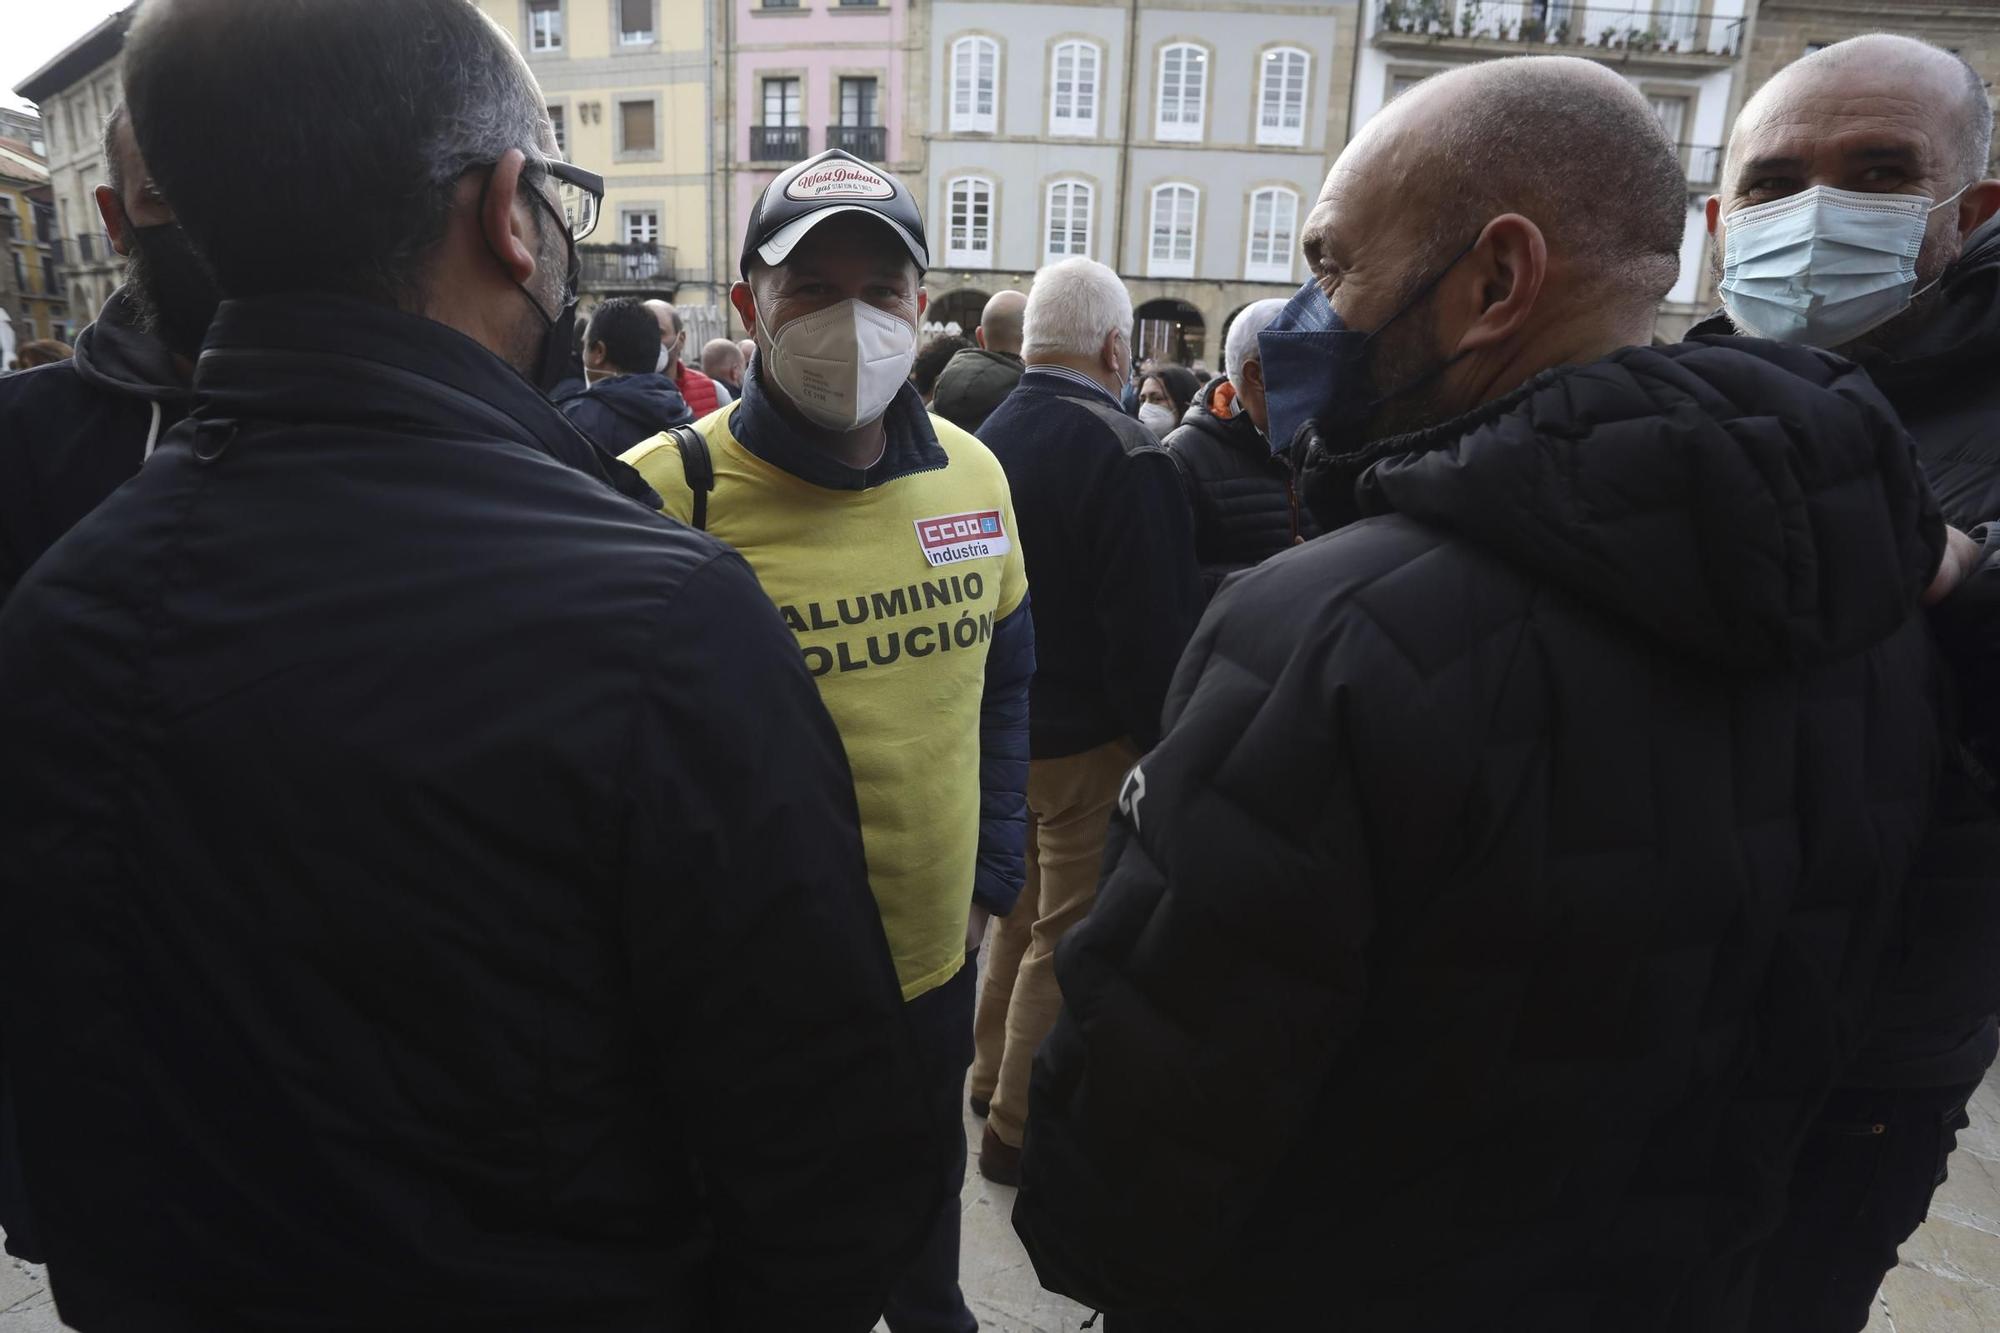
[0,0,130,113]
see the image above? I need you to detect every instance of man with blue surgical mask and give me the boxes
[1692,35,2000,1332]
[1697,34,2000,528]
[621,148,1033,1333]
[1013,55,1988,1331]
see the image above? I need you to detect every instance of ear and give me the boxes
[1704,194,1721,238]
[480,149,538,287]
[974,327,988,349]
[916,287,930,320]
[95,184,131,258]
[1242,357,1265,395]
[1100,328,1122,374]
[1958,179,2000,237]
[584,340,606,369]
[1449,213,1547,357]
[729,280,760,337]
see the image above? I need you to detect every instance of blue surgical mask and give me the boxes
[1720,183,1968,347]
[1256,240,1475,459]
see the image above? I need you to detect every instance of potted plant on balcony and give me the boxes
[1521,14,1547,43]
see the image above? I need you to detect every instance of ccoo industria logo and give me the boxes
[914,510,1011,568]
[786,163,896,202]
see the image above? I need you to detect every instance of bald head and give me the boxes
[1293,57,1685,446]
[1321,56,1684,305]
[1732,35,1991,194]
[977,290,1027,356]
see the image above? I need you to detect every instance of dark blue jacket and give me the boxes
[560,370,694,456]
[0,294,939,1330]
[980,370,1201,758]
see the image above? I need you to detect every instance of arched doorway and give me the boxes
[929,288,991,339]
[1217,303,1254,367]
[1134,298,1206,367]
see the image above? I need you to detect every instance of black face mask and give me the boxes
[124,221,222,361]
[484,173,580,396]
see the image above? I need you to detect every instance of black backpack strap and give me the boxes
[673,424,715,532]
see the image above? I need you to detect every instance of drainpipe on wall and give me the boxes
[1111,0,1141,275]
[705,0,719,306]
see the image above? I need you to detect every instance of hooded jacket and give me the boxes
[932,346,1026,436]
[0,294,939,1331]
[559,370,694,455]
[1692,214,2000,529]
[1162,375,1316,599]
[0,286,191,603]
[1015,338,1962,1330]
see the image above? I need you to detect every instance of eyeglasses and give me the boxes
[544,159,604,242]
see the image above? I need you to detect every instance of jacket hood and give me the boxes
[586,371,691,428]
[71,285,191,405]
[1310,338,1942,673]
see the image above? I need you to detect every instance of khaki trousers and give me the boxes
[970,737,1137,1148]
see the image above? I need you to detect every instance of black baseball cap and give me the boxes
[740,149,930,280]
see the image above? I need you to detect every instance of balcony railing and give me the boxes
[750,125,808,162]
[1678,142,1722,187]
[579,242,680,290]
[826,125,887,159]
[1376,1,1741,58]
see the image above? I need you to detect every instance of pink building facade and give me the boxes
[722,0,923,287]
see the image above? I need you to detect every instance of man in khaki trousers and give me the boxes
[969,258,1203,1181]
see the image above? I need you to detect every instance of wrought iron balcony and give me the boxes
[578,242,680,290]
[1679,142,1722,187]
[1376,1,1741,59]
[826,125,886,160]
[750,125,808,162]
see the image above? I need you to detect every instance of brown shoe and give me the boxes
[978,1125,1021,1187]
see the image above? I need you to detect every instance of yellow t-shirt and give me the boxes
[623,405,1029,1000]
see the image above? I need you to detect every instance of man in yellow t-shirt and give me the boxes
[622,149,1030,1333]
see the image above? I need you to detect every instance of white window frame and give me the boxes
[617,0,656,45]
[1244,187,1299,283]
[1049,40,1102,138]
[547,104,567,157]
[951,36,999,134]
[527,0,565,52]
[1256,47,1309,147]
[946,176,996,269]
[1155,43,1208,143]
[620,207,663,279]
[1044,179,1094,264]
[1148,183,1199,279]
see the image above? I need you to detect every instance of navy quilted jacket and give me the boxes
[1015,338,1959,1329]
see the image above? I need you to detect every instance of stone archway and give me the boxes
[929,288,991,340]
[1133,298,1207,367]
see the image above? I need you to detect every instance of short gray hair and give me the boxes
[1224,298,1287,392]
[1022,257,1133,361]
[123,0,552,303]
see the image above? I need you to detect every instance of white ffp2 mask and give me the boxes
[1720,184,1967,347]
[761,299,918,431]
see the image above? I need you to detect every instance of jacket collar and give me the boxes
[71,285,192,406]
[189,294,658,505]
[1019,365,1120,406]
[730,359,947,491]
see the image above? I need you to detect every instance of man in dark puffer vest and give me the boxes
[1013,56,1978,1332]
[1161,297,1316,599]
[1687,38,2000,1329]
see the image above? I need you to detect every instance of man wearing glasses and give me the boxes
[0,2,941,1329]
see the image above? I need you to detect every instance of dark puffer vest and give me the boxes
[1161,377,1315,598]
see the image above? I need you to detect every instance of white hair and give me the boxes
[1022,257,1134,361]
[1225,298,1289,393]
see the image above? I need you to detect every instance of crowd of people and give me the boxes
[1,2,1999,1331]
